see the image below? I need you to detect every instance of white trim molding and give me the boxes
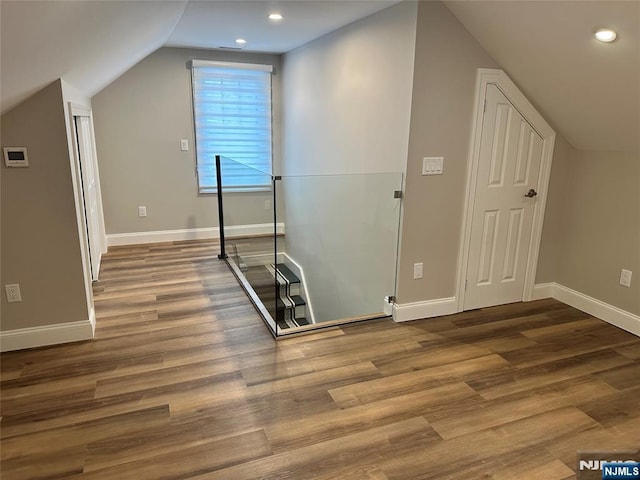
[394,284,639,338]
[107,223,285,247]
[0,309,95,352]
[531,282,555,301]
[393,297,457,323]
[532,282,640,337]
[191,59,273,72]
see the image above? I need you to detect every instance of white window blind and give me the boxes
[191,60,273,193]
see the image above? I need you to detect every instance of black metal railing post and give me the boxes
[273,175,280,334]
[216,155,227,259]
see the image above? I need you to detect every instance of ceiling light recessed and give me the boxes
[595,28,617,43]
[269,13,283,21]
[235,38,247,45]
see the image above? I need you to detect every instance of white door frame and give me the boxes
[69,102,107,279]
[455,69,556,312]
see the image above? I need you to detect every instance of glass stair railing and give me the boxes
[215,155,402,337]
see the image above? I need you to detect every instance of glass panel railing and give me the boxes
[216,155,404,337]
[215,155,277,333]
[273,172,403,336]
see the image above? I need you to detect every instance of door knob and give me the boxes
[524,188,538,198]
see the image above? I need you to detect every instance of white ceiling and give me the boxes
[0,1,188,114]
[1,0,638,153]
[166,1,400,52]
[444,0,639,153]
[0,0,397,114]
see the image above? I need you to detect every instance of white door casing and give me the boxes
[74,114,104,281]
[457,69,556,312]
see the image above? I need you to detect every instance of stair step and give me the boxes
[276,295,307,310]
[291,295,306,306]
[275,264,300,284]
[276,319,294,330]
[277,296,306,309]
[276,317,310,330]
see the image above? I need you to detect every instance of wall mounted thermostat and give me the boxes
[3,147,29,167]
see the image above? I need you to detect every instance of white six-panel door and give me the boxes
[464,84,544,310]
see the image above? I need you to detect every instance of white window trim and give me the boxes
[190,59,273,73]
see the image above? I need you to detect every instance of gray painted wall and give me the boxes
[398,2,639,320]
[554,149,639,315]
[397,1,498,303]
[1,80,90,331]
[281,1,417,176]
[536,135,573,283]
[280,2,417,321]
[560,149,639,315]
[92,47,282,235]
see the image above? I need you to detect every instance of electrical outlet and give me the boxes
[180,139,189,151]
[264,199,272,210]
[620,269,632,288]
[413,262,423,279]
[5,284,22,303]
[138,206,147,217]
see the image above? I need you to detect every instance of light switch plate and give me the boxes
[422,157,444,175]
[413,262,424,279]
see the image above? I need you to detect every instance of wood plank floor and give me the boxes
[1,239,639,479]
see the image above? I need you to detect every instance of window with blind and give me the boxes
[191,60,273,193]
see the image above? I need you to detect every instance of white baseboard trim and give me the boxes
[547,283,639,337]
[106,223,285,247]
[0,309,95,352]
[393,284,639,338]
[393,297,457,323]
[531,282,555,300]
[532,282,640,337]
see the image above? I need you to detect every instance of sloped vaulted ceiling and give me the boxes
[0,0,188,113]
[1,0,638,154]
[0,0,398,115]
[166,0,400,52]
[444,0,640,153]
